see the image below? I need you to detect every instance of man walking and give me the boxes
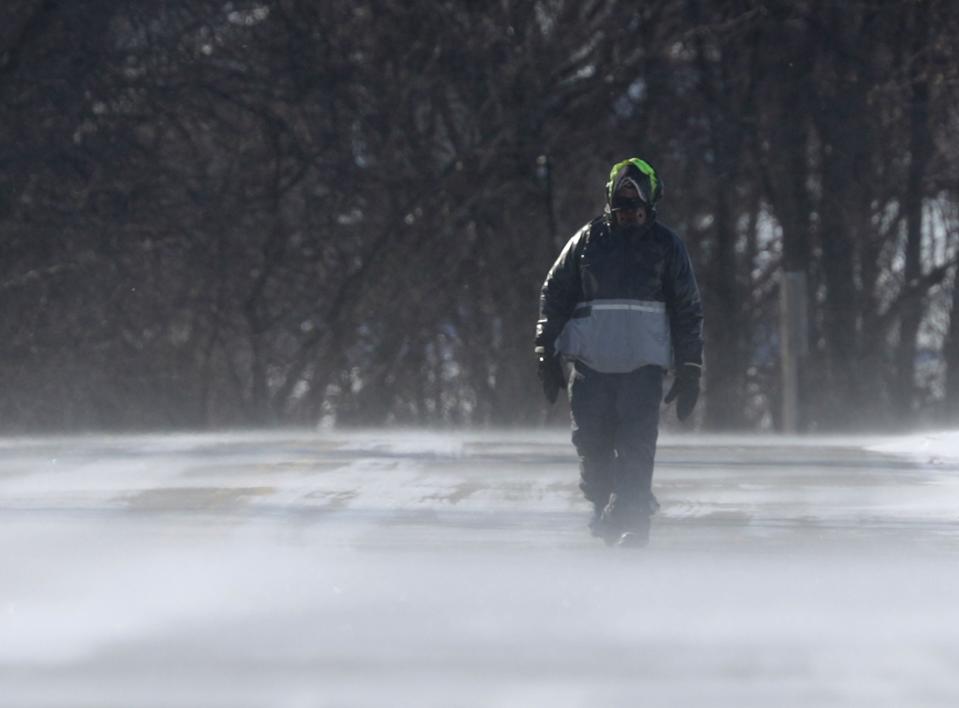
[534,158,704,547]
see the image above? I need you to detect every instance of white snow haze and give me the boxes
[2,428,959,707]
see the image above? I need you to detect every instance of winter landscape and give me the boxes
[4,3,959,707]
[2,428,959,707]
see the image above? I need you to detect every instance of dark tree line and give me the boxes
[2,0,958,432]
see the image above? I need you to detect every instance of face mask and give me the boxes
[610,196,647,213]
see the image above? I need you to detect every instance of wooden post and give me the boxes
[780,271,808,433]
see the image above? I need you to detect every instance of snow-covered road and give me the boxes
[1,429,959,707]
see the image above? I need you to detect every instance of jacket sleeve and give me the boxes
[534,231,584,352]
[663,233,704,367]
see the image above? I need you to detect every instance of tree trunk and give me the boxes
[895,1,931,423]
[944,261,959,422]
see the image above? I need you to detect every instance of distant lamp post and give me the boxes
[780,271,808,433]
[536,154,557,255]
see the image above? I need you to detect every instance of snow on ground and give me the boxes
[867,429,959,464]
[1,428,958,707]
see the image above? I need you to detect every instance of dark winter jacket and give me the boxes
[535,216,703,373]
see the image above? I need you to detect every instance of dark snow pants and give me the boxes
[567,361,664,509]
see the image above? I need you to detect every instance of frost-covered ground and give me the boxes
[2,428,959,707]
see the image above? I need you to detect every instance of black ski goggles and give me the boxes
[611,196,647,212]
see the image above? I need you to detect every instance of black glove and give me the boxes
[535,346,565,404]
[664,363,701,421]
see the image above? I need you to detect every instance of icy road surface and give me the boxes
[2,429,959,708]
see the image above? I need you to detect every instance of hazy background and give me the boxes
[2,0,958,434]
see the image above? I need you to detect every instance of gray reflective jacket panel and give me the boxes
[556,299,671,372]
[535,218,703,373]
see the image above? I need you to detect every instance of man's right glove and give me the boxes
[664,363,701,421]
[534,345,565,404]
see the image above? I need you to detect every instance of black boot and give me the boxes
[602,493,657,548]
[587,495,612,540]
[579,457,614,538]
[616,514,651,548]
[587,504,605,540]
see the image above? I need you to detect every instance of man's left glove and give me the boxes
[664,363,701,421]
[535,345,565,404]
